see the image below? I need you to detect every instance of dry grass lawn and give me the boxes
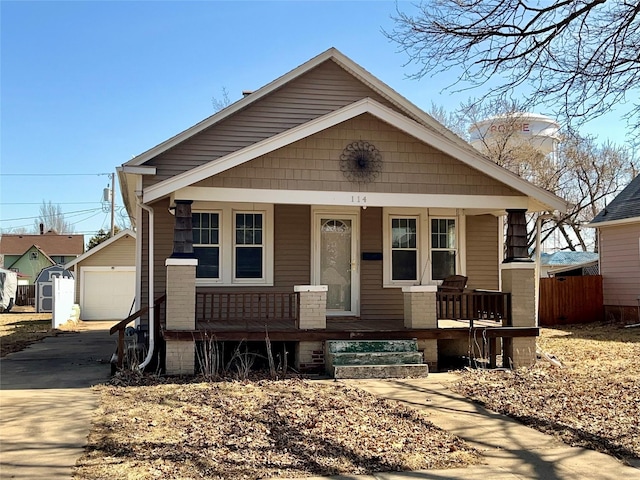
[0,310,56,357]
[74,379,480,479]
[452,322,640,464]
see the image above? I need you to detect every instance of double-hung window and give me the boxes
[431,218,456,280]
[192,205,272,285]
[193,212,220,279]
[234,212,264,280]
[384,209,460,286]
[391,217,418,282]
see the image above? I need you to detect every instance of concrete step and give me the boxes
[330,351,424,366]
[333,363,429,379]
[326,339,418,354]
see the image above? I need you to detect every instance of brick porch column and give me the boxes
[402,285,438,371]
[294,285,327,373]
[164,258,197,375]
[294,285,327,329]
[501,262,537,368]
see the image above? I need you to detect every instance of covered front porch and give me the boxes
[132,275,537,374]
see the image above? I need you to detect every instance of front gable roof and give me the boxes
[123,48,456,169]
[64,229,136,269]
[8,245,55,269]
[590,174,640,227]
[120,48,569,214]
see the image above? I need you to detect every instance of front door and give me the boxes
[313,211,359,316]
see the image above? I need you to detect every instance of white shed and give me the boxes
[35,265,74,313]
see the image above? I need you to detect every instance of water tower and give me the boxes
[469,112,560,157]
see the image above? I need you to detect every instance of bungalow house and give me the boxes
[116,48,569,375]
[589,174,640,323]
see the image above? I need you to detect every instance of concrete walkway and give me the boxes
[2,329,638,480]
[291,375,639,480]
[0,321,114,479]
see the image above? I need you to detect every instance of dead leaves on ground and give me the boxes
[75,379,480,479]
[452,323,640,464]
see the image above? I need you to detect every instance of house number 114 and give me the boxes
[351,195,367,204]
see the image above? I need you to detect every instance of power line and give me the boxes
[0,207,104,223]
[1,202,103,206]
[0,173,111,177]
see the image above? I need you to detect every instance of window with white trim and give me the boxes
[234,212,264,280]
[431,218,456,280]
[391,217,418,281]
[193,212,220,279]
[191,204,273,286]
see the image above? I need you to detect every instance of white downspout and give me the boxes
[138,200,155,371]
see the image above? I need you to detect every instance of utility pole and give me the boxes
[110,172,115,237]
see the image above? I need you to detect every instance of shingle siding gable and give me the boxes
[145,60,400,185]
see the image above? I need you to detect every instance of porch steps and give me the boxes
[326,339,429,379]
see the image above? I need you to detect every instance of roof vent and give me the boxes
[242,90,253,97]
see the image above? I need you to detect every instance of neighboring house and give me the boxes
[589,174,640,323]
[65,229,136,320]
[116,48,569,375]
[5,245,55,286]
[1,231,84,269]
[539,251,599,278]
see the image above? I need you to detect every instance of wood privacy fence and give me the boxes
[538,275,603,326]
[16,285,35,306]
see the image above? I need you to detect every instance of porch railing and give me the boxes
[437,290,512,326]
[110,294,166,370]
[195,292,299,329]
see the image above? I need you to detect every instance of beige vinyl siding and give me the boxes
[195,115,522,197]
[360,207,404,320]
[72,234,135,302]
[599,223,640,307]
[140,198,175,315]
[78,235,135,267]
[195,204,311,295]
[274,204,311,288]
[145,61,400,185]
[465,215,500,290]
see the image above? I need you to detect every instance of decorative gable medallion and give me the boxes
[340,141,382,183]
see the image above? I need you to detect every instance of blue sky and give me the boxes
[0,1,631,242]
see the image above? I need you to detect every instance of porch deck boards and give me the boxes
[162,317,531,343]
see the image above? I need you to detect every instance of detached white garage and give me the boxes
[81,267,135,320]
[65,230,136,321]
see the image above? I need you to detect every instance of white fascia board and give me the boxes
[587,216,640,228]
[64,229,136,269]
[175,186,531,210]
[116,165,157,175]
[145,97,568,213]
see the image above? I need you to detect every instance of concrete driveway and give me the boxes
[0,321,114,479]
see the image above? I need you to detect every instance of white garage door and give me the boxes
[81,267,135,320]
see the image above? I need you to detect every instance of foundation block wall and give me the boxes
[297,341,325,373]
[165,340,195,375]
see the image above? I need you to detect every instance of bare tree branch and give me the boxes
[387,1,640,140]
